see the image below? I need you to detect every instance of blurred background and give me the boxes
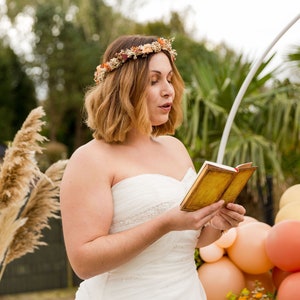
[0,0,299,298]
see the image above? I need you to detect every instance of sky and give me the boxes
[1,0,299,74]
[109,0,300,72]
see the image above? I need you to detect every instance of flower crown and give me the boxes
[94,37,177,84]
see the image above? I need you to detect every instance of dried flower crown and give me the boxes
[94,37,177,84]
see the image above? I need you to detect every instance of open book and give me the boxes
[180,161,257,212]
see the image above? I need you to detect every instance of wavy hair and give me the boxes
[84,35,184,143]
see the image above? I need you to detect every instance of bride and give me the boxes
[60,35,246,299]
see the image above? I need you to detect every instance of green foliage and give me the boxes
[0,42,37,142]
[226,280,275,299]
[177,44,300,191]
[2,0,300,196]
[194,248,203,269]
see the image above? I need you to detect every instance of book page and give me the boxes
[202,161,237,172]
[236,162,253,169]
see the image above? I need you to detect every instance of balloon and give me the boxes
[227,222,274,274]
[239,215,258,226]
[265,220,300,272]
[272,267,293,290]
[198,257,245,300]
[279,184,300,209]
[275,202,300,223]
[277,272,300,300]
[199,243,225,263]
[244,271,275,294]
[215,228,237,248]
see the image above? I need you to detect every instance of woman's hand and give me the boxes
[209,202,246,231]
[163,200,226,232]
[196,202,246,248]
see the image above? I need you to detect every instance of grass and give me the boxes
[0,288,76,300]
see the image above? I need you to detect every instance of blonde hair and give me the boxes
[84,35,184,143]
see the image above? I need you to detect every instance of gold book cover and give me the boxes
[180,161,257,212]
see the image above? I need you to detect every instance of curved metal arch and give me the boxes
[217,13,300,164]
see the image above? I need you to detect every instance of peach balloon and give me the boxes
[272,267,293,290]
[239,215,258,226]
[199,243,225,263]
[227,222,274,274]
[279,184,300,209]
[198,257,245,300]
[277,272,300,300]
[244,271,275,294]
[265,220,300,272]
[275,202,300,223]
[215,228,237,248]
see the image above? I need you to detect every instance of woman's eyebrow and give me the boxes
[149,70,173,75]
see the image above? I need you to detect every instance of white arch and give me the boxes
[217,13,300,164]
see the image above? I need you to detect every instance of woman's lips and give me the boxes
[159,102,172,112]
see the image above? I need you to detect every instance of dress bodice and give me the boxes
[75,168,207,300]
[110,167,196,233]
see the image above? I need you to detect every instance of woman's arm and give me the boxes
[60,143,225,279]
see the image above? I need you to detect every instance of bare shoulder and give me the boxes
[156,135,193,167]
[156,135,188,153]
[70,139,109,161]
[63,139,114,185]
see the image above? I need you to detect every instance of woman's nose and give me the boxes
[161,81,174,98]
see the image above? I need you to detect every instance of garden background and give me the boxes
[0,0,299,298]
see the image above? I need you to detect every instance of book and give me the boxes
[180,161,257,212]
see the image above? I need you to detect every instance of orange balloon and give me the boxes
[279,184,300,209]
[272,266,293,290]
[244,271,275,294]
[215,228,237,248]
[199,243,225,263]
[227,222,274,274]
[198,256,245,300]
[275,202,300,223]
[277,272,300,300]
[265,220,300,272]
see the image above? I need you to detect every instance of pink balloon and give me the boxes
[272,266,293,290]
[199,243,225,263]
[198,257,245,300]
[277,272,300,300]
[227,222,274,274]
[265,220,300,272]
[215,228,237,248]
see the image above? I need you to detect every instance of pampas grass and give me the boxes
[5,159,68,264]
[0,106,46,209]
[0,107,67,281]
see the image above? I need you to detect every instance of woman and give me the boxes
[60,35,246,299]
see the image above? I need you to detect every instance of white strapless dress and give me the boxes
[75,168,207,300]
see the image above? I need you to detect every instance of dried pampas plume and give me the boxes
[0,107,67,281]
[0,106,46,209]
[6,159,68,264]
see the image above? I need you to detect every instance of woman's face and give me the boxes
[146,52,175,126]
